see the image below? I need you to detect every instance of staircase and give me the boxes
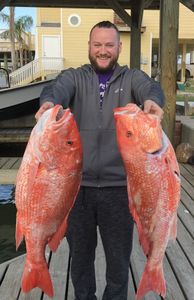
[9,57,65,87]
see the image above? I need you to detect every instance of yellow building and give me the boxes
[36,4,194,79]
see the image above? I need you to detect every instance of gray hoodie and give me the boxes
[39,63,164,187]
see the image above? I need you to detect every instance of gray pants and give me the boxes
[66,186,134,300]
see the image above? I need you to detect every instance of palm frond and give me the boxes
[16,16,33,31]
[0,30,10,40]
[0,12,9,24]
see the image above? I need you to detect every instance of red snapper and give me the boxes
[15,105,82,297]
[114,103,180,300]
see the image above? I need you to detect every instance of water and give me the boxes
[0,184,15,204]
[0,184,26,264]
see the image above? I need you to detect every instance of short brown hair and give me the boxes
[89,21,120,41]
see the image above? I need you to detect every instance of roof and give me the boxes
[0,0,194,12]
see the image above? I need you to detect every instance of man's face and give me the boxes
[88,27,122,72]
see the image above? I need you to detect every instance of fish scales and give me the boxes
[15,105,82,297]
[114,103,180,300]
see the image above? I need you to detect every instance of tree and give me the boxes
[0,7,16,71]
[14,15,33,67]
[0,8,33,70]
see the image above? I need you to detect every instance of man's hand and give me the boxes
[35,101,54,121]
[143,100,164,121]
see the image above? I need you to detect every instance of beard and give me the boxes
[89,53,119,73]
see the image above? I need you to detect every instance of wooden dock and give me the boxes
[0,159,194,300]
[0,129,31,143]
[0,157,22,184]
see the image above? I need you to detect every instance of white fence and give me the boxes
[9,57,65,87]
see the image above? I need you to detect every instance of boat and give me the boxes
[0,80,51,121]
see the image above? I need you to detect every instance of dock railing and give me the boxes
[9,57,65,87]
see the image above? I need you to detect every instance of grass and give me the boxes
[176,94,194,102]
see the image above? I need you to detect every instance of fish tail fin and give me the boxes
[48,215,68,252]
[21,259,54,297]
[136,263,166,300]
[15,216,24,250]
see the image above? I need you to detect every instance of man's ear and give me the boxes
[119,42,122,53]
[88,40,91,51]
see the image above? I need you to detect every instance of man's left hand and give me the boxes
[143,100,164,121]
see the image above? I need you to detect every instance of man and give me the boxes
[36,21,164,300]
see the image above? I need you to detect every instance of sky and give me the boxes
[0,7,36,34]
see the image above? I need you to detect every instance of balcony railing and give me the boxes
[9,57,65,87]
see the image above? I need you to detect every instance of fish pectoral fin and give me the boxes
[15,215,24,250]
[22,259,53,297]
[48,215,68,252]
[26,161,42,195]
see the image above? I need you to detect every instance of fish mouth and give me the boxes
[53,105,72,125]
[114,104,140,116]
[114,109,129,115]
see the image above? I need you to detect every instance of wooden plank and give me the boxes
[128,267,136,300]
[0,255,25,300]
[0,129,30,143]
[0,263,8,285]
[0,157,22,183]
[0,157,9,168]
[0,254,25,269]
[162,255,185,300]
[42,239,70,300]
[18,285,43,300]
[178,202,194,238]
[1,157,20,169]
[131,225,189,300]
[180,188,194,216]
[182,163,194,176]
[0,157,22,170]
[95,233,106,299]
[180,175,194,200]
[179,164,194,187]
[177,217,194,268]
[165,240,194,299]
[0,169,18,184]
[12,158,22,169]
[0,136,29,143]
[130,227,161,300]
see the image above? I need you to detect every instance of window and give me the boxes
[68,14,81,27]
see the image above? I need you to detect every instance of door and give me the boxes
[42,36,62,71]
[42,36,61,58]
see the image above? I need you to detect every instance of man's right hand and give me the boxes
[35,101,54,121]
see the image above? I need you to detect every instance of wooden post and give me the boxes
[130,13,141,69]
[181,43,187,82]
[159,0,179,144]
[130,1,144,69]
